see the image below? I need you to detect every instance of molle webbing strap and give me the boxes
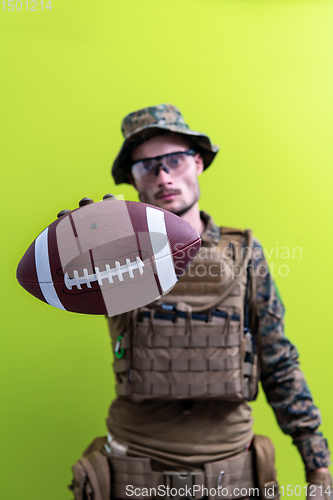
[114,357,241,374]
[117,336,130,349]
[109,448,256,500]
[248,264,259,341]
[116,380,246,397]
[114,358,131,373]
[135,357,241,371]
[243,331,254,377]
[115,329,240,351]
[133,332,240,348]
[141,309,241,322]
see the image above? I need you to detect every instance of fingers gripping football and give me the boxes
[57,195,116,218]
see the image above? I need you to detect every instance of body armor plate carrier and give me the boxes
[110,227,259,402]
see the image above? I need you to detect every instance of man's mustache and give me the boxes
[155,189,181,199]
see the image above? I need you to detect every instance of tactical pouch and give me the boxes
[69,438,111,500]
[252,435,279,500]
[306,470,333,500]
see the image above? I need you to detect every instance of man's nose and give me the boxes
[154,163,173,184]
[154,163,170,177]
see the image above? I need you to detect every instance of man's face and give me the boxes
[129,134,204,217]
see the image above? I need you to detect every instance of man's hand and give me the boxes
[57,194,116,218]
[306,468,332,500]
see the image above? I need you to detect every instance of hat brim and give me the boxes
[111,123,220,185]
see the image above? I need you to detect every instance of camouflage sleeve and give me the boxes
[251,237,331,472]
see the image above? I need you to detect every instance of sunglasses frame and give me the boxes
[130,149,197,180]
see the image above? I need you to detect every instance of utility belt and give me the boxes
[109,450,256,500]
[69,435,279,500]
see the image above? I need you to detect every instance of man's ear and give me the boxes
[128,172,138,190]
[127,172,143,202]
[194,153,204,176]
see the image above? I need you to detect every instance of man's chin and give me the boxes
[156,202,179,214]
[139,195,190,217]
[160,201,191,218]
[150,197,179,211]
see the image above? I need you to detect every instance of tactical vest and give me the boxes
[109,226,259,403]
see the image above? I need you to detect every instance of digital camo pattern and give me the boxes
[121,104,189,139]
[201,212,331,472]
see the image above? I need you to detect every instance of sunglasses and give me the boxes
[130,150,197,181]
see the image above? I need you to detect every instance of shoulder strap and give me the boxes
[190,229,253,313]
[219,225,247,235]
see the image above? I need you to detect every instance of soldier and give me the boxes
[69,104,331,500]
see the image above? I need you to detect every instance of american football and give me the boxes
[16,197,201,316]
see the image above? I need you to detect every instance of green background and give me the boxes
[1,0,332,498]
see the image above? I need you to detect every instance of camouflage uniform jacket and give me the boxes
[201,211,330,472]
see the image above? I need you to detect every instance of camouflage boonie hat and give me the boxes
[111,104,220,185]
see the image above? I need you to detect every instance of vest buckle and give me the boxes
[163,471,202,500]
